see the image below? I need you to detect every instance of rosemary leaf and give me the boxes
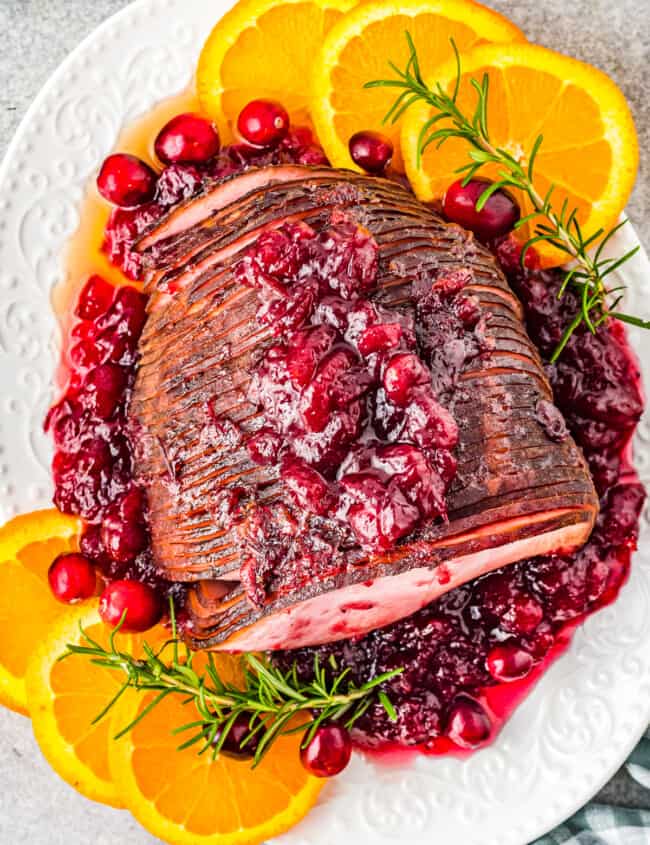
[378,691,398,723]
[62,598,403,768]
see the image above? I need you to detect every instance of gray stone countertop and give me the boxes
[0,1,648,843]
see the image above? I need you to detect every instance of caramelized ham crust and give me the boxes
[130,166,598,651]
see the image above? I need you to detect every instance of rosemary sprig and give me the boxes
[365,34,650,361]
[61,602,401,767]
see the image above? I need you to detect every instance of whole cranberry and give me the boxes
[69,338,104,371]
[111,285,149,338]
[118,485,146,521]
[48,553,97,603]
[246,427,282,465]
[102,202,164,280]
[80,363,127,419]
[382,352,430,407]
[446,696,492,749]
[154,163,203,206]
[486,644,534,682]
[101,517,147,563]
[213,713,260,760]
[75,275,114,320]
[358,322,404,356]
[299,145,329,166]
[79,524,105,560]
[349,131,393,174]
[443,179,520,243]
[99,580,161,632]
[502,593,544,636]
[154,113,220,164]
[300,722,352,777]
[282,457,335,516]
[97,153,157,208]
[237,100,290,148]
[493,232,541,275]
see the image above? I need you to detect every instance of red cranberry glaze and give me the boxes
[443,179,520,243]
[97,153,157,208]
[349,131,394,174]
[338,444,448,551]
[234,214,461,567]
[237,99,290,148]
[45,280,182,604]
[300,722,352,777]
[275,239,645,753]
[154,113,220,165]
[99,579,162,632]
[495,233,645,495]
[48,553,97,603]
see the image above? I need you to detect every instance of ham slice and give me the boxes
[130,166,598,652]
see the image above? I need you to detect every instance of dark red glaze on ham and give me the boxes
[128,165,598,653]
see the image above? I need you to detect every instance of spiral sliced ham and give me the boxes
[130,165,598,652]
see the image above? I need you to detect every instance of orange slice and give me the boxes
[26,604,169,807]
[401,42,639,266]
[26,605,137,806]
[197,0,357,141]
[109,654,324,845]
[0,509,80,714]
[310,0,524,171]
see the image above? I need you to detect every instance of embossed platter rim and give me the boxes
[0,1,649,843]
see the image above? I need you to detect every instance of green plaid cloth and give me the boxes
[534,731,650,844]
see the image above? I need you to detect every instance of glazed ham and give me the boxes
[130,165,598,652]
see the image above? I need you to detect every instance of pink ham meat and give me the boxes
[130,165,598,652]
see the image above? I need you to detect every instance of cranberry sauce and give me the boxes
[276,236,646,753]
[102,127,328,281]
[45,278,182,601]
[230,214,461,605]
[494,236,645,494]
